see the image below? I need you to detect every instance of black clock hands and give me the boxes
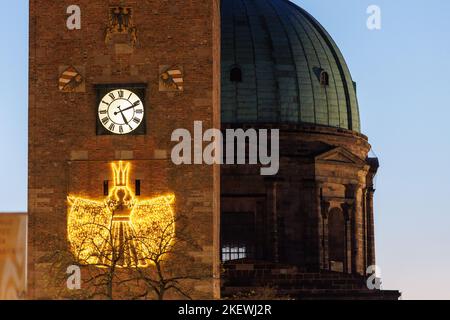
[116,106,129,125]
[114,101,140,115]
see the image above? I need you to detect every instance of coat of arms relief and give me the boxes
[105,7,138,47]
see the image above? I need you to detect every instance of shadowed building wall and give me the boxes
[219,0,399,300]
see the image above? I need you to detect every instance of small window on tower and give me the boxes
[135,180,141,196]
[103,180,109,196]
[230,65,242,83]
[320,70,329,86]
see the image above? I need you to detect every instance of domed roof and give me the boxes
[221,0,361,132]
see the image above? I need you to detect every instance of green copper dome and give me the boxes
[221,0,361,132]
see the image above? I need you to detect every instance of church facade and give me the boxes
[28,0,400,300]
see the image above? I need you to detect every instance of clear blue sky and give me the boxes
[1,0,449,300]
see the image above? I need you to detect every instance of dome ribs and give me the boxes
[220,0,361,132]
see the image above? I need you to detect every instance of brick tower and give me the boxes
[29,0,221,299]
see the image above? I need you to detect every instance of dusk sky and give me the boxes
[1,0,449,299]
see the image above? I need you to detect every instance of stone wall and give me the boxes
[221,125,376,276]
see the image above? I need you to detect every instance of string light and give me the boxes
[67,161,176,268]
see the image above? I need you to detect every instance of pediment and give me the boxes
[315,147,366,166]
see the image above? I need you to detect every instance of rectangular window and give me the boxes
[221,245,248,262]
[103,180,109,196]
[221,212,255,262]
[135,180,141,196]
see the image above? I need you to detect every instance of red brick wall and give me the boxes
[29,0,221,299]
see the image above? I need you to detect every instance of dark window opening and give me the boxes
[230,66,242,83]
[320,70,329,86]
[135,180,141,196]
[103,180,109,196]
[328,207,345,272]
[221,212,255,262]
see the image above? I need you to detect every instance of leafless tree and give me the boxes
[48,218,134,300]
[129,215,210,300]
[48,215,209,300]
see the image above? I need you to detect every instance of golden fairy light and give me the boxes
[67,161,176,268]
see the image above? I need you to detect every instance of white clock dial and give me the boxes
[98,89,144,135]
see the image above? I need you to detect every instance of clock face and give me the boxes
[97,89,144,135]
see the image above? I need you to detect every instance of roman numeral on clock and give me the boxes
[101,117,109,125]
[109,93,115,100]
[99,110,107,115]
[119,126,124,134]
[136,109,143,114]
[118,90,124,98]
[133,117,141,124]
[109,123,115,131]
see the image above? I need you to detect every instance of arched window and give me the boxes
[230,65,242,83]
[320,70,329,86]
[328,207,345,272]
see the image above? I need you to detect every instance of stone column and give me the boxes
[366,187,376,267]
[366,157,379,270]
[346,184,364,275]
[265,179,279,263]
[320,201,330,270]
[312,181,323,270]
[362,188,368,270]
[341,203,352,274]
[302,180,322,270]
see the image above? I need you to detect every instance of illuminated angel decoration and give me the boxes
[67,162,175,268]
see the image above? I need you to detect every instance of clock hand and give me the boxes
[116,106,130,125]
[114,101,140,115]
